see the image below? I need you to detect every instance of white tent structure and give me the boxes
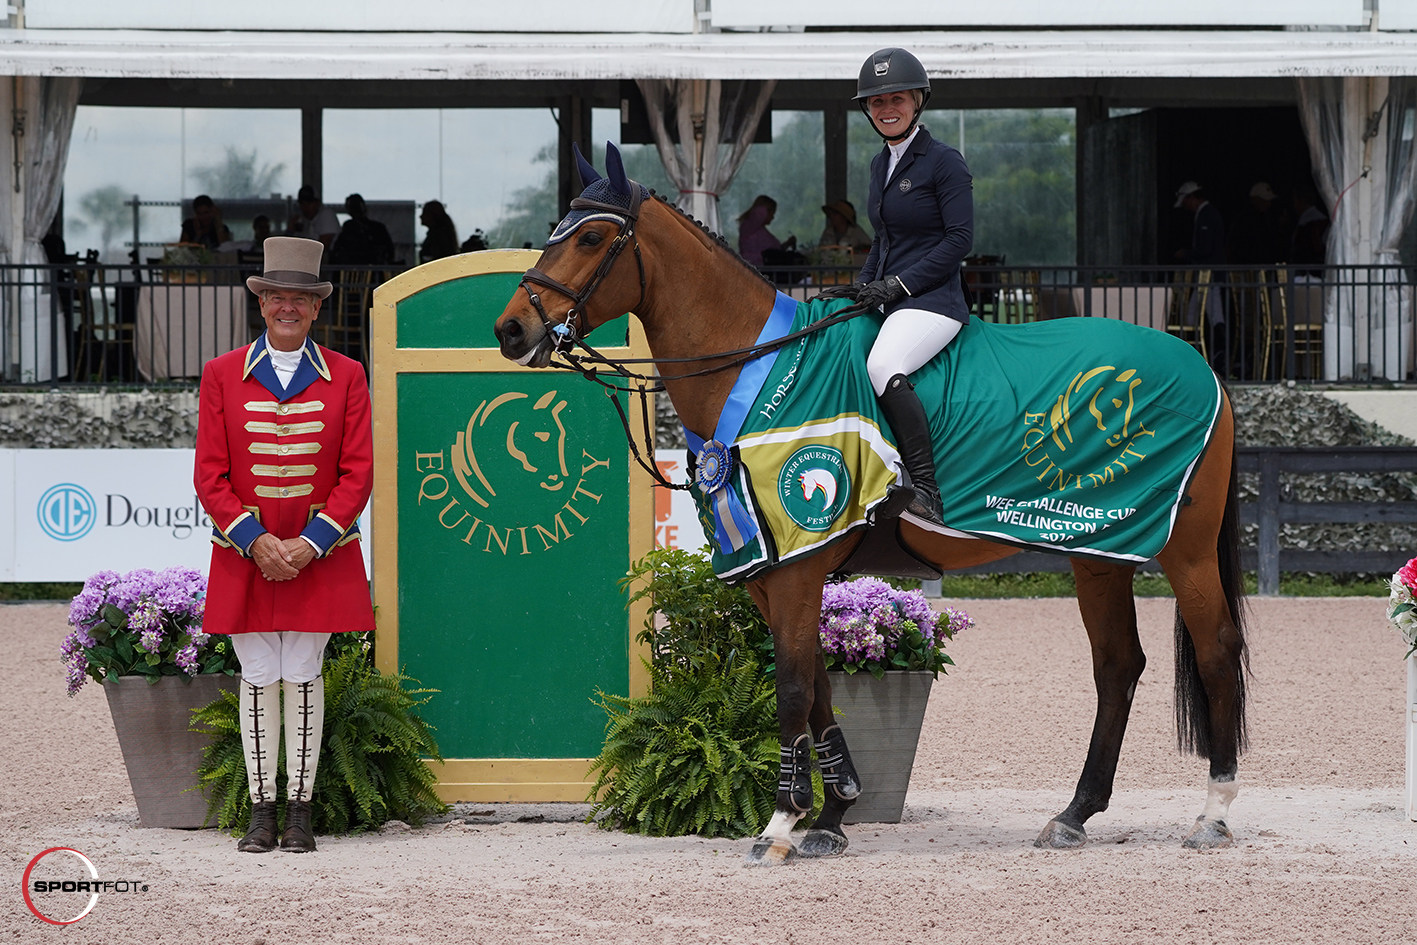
[4,0,1417,378]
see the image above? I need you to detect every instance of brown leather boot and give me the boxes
[280,800,317,853]
[238,801,278,853]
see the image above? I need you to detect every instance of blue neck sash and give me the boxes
[683,290,798,552]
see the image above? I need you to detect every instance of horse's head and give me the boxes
[495,143,648,368]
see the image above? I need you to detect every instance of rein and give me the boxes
[518,189,875,492]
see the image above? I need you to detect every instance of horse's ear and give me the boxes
[606,142,630,196]
[573,142,602,189]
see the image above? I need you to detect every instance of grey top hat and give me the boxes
[246,237,333,299]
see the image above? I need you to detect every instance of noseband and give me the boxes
[518,185,648,356]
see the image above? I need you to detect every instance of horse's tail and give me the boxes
[1173,391,1249,758]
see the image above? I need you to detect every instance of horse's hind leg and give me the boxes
[1157,394,1248,850]
[1036,559,1145,849]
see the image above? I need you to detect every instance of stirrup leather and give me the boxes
[814,725,862,802]
[778,733,814,813]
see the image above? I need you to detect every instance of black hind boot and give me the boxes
[877,374,944,526]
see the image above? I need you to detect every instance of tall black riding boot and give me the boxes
[877,374,944,526]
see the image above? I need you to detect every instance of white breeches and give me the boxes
[229,631,331,686]
[866,307,964,396]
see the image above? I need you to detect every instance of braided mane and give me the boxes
[650,191,776,290]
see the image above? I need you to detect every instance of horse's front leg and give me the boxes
[796,649,862,858]
[743,563,838,866]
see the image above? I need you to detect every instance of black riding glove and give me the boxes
[857,275,908,309]
[812,282,864,302]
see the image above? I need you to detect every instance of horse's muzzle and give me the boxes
[494,315,552,368]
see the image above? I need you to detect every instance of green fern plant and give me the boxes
[588,651,780,838]
[192,645,448,835]
[587,548,788,838]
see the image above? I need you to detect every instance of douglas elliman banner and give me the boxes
[0,450,368,582]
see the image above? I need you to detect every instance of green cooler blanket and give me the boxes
[692,297,1222,582]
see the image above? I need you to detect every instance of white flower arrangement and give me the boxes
[1389,556,1417,658]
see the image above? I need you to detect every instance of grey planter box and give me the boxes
[104,673,241,828]
[827,670,933,824]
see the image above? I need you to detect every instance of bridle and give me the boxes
[514,185,873,492]
[518,184,647,361]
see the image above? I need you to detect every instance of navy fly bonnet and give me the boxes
[547,142,648,245]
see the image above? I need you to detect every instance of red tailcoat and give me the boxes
[195,335,375,635]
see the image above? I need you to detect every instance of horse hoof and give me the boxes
[744,837,798,867]
[1034,819,1088,849]
[1182,817,1233,850]
[798,828,849,858]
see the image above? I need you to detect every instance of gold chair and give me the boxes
[1166,269,1210,360]
[1262,267,1324,380]
[998,269,1039,323]
[70,261,131,381]
[321,268,375,363]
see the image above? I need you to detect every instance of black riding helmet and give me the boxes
[854,47,932,142]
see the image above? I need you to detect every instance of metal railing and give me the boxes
[3,261,1414,387]
[0,262,403,386]
[760,263,1417,385]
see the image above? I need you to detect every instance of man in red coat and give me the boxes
[195,237,374,854]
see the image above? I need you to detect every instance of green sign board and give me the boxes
[371,252,652,801]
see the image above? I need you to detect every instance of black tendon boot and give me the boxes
[238,802,278,853]
[813,725,862,802]
[877,374,944,526]
[778,733,814,813]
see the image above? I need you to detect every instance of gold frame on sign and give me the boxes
[369,250,654,803]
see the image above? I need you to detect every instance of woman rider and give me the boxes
[824,47,973,527]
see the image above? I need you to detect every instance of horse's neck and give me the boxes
[635,202,777,444]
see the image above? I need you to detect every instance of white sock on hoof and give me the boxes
[760,808,804,842]
[1201,776,1239,823]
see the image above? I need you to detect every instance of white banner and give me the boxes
[0,450,369,583]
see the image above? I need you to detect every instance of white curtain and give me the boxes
[634,78,775,236]
[1296,76,1417,382]
[1,75,82,383]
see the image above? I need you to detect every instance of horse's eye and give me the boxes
[578,230,603,247]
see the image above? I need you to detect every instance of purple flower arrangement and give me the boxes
[819,577,972,678]
[61,567,238,696]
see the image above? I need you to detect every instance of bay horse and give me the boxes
[493,146,1248,865]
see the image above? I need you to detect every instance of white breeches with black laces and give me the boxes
[866,307,964,396]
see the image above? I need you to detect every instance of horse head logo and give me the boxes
[452,389,571,509]
[798,468,838,510]
[1048,366,1145,452]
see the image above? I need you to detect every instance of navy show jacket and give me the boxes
[859,125,974,323]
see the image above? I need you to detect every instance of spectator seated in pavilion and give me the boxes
[330,194,394,266]
[180,194,233,250]
[419,200,460,263]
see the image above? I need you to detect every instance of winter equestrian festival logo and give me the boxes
[777,445,851,532]
[22,847,149,925]
[36,483,96,541]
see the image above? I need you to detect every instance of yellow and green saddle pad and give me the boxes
[691,297,1222,583]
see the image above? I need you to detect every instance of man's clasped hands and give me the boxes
[250,533,317,582]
